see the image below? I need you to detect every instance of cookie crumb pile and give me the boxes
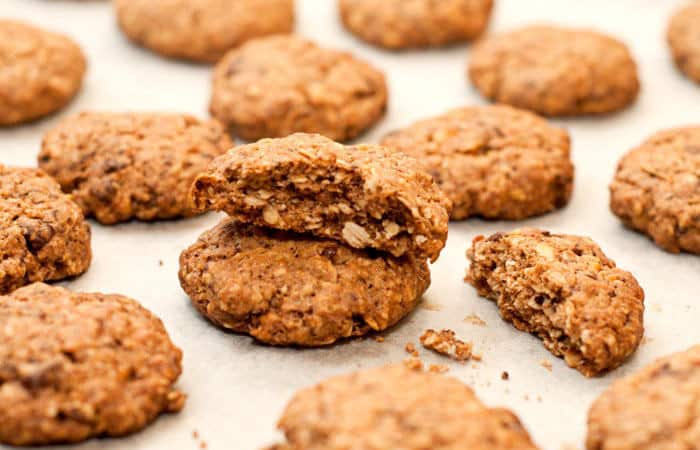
[420,329,476,362]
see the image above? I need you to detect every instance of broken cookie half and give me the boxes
[466,228,644,377]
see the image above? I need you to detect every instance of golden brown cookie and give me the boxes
[114,0,294,63]
[209,35,387,141]
[178,219,430,346]
[0,166,91,295]
[587,346,700,450]
[38,112,232,225]
[0,283,185,446]
[265,365,540,449]
[191,133,451,261]
[381,105,573,220]
[466,228,645,377]
[668,2,700,84]
[0,20,86,126]
[338,0,493,49]
[610,126,700,255]
[468,25,640,116]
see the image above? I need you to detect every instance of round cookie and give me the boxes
[266,365,540,449]
[587,346,700,450]
[0,283,185,446]
[114,0,294,63]
[381,105,573,220]
[210,36,388,142]
[610,126,700,254]
[178,219,430,346]
[668,2,700,84]
[338,0,493,49]
[0,166,91,295]
[38,112,232,225]
[0,20,86,126]
[468,25,640,116]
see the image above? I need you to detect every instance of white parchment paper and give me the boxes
[1,1,699,449]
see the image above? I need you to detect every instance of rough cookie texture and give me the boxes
[0,166,91,295]
[0,283,185,446]
[38,112,232,225]
[587,346,700,450]
[265,365,539,449]
[468,25,640,116]
[179,219,430,346]
[610,127,700,254]
[466,229,644,377]
[338,0,493,49]
[210,35,387,142]
[191,133,450,261]
[114,0,294,63]
[381,105,573,220]
[0,20,86,125]
[668,2,700,84]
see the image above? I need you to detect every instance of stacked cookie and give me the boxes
[179,133,451,346]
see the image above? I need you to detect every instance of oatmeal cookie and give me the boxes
[114,0,294,63]
[466,228,644,377]
[210,35,387,141]
[38,112,232,225]
[0,166,91,295]
[178,219,430,346]
[587,345,700,450]
[265,365,539,449]
[381,105,573,220]
[668,2,700,84]
[0,20,86,126]
[191,133,450,261]
[468,25,640,116]
[610,126,700,254]
[338,0,493,49]
[0,283,185,446]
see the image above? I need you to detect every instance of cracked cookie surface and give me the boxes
[466,228,644,377]
[191,133,450,261]
[265,365,539,449]
[381,105,573,220]
[587,346,700,450]
[114,0,294,63]
[38,112,232,225]
[338,0,493,49]
[0,283,185,446]
[0,166,91,294]
[468,25,639,116]
[668,1,700,84]
[179,219,430,346]
[610,126,700,254]
[0,20,86,125]
[210,35,387,141]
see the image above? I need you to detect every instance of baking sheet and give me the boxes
[2,1,700,449]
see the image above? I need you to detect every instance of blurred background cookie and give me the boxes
[668,1,700,84]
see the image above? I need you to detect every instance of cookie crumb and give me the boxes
[158,260,164,267]
[420,300,442,311]
[463,313,486,326]
[420,329,474,362]
[373,335,385,343]
[403,357,423,371]
[429,364,449,374]
[192,430,199,439]
[501,371,509,380]
[405,342,419,357]
[200,442,208,450]
[540,360,553,371]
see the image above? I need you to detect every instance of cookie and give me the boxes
[178,219,430,346]
[38,112,232,225]
[610,126,700,254]
[586,346,700,450]
[381,105,574,220]
[668,2,700,84]
[0,166,91,295]
[466,228,644,377]
[468,25,640,116]
[0,283,185,446]
[338,0,493,49]
[191,133,451,261]
[0,20,86,126]
[209,35,388,142]
[265,365,539,449]
[114,0,294,63]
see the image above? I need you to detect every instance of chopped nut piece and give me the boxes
[420,329,474,362]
